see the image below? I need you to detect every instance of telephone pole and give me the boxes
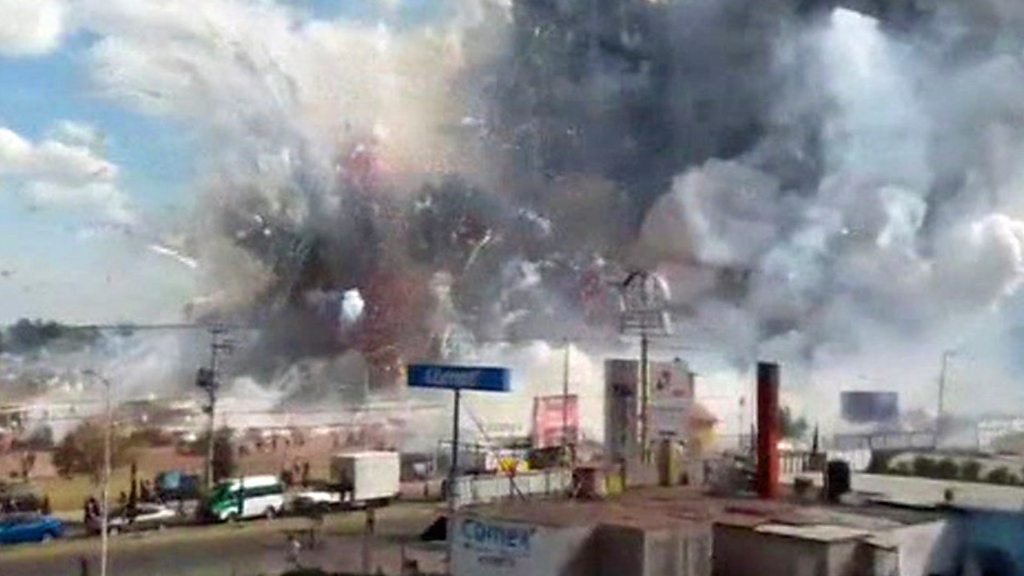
[937,350,955,443]
[562,338,572,467]
[197,325,232,488]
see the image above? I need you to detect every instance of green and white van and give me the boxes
[201,475,285,522]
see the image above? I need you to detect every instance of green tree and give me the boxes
[912,456,937,478]
[52,422,129,481]
[189,428,237,482]
[779,406,809,440]
[934,458,959,480]
[960,460,982,482]
[987,467,1012,485]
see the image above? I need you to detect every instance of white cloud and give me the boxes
[0,125,116,184]
[0,0,66,56]
[0,123,132,223]
[48,120,105,150]
[24,181,134,224]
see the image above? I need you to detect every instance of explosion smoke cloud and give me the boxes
[13,0,1024,422]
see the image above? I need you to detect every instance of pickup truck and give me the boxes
[292,451,400,512]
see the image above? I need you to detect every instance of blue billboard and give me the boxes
[407,364,511,392]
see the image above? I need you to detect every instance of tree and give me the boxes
[934,458,959,480]
[779,406,809,440]
[189,428,237,482]
[912,456,937,478]
[52,422,129,481]
[3,318,100,355]
[987,467,1012,485]
[13,426,54,451]
[961,460,982,482]
[212,429,237,482]
[18,452,36,480]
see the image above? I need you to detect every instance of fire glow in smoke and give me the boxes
[16,0,1024,419]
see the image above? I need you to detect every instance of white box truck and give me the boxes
[293,451,400,512]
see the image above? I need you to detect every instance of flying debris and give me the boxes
[340,289,365,326]
[148,244,199,270]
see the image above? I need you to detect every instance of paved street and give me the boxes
[788,472,1024,511]
[0,503,445,576]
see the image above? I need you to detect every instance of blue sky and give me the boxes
[0,34,191,323]
[0,0,447,324]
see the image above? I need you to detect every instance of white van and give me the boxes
[203,475,285,522]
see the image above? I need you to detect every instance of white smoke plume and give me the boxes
[639,7,1024,374]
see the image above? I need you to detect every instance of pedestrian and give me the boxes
[301,461,311,486]
[287,534,302,568]
[140,480,152,503]
[41,494,51,516]
[118,491,127,508]
[86,496,99,523]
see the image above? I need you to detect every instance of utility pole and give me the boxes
[83,370,112,576]
[102,376,111,576]
[937,350,955,443]
[198,325,232,489]
[562,338,571,467]
[640,332,650,461]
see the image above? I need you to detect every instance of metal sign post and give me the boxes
[619,272,671,463]
[407,364,511,569]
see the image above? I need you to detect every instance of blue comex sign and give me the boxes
[459,518,534,557]
[407,364,511,392]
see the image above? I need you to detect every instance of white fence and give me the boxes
[450,469,572,509]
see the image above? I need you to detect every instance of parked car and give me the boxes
[155,471,202,502]
[200,475,285,522]
[87,503,180,535]
[292,481,342,513]
[0,513,63,545]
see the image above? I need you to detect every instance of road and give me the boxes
[789,472,1024,511]
[0,503,446,576]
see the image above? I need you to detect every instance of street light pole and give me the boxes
[937,350,955,442]
[85,371,112,576]
[562,338,571,467]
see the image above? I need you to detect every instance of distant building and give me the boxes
[977,417,1024,453]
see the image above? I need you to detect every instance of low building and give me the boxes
[452,497,711,576]
[450,486,945,576]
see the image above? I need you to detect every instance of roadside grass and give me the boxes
[0,502,438,562]
[34,468,137,514]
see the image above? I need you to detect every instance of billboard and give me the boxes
[407,364,511,392]
[649,360,694,441]
[532,395,579,449]
[840,391,899,424]
[605,359,639,460]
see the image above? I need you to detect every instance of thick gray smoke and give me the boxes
[641,5,1024,362]
[26,0,1024,420]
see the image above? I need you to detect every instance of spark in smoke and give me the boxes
[341,289,365,325]
[147,244,199,270]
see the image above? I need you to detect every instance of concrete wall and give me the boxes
[713,524,829,576]
[880,521,955,576]
[596,523,711,576]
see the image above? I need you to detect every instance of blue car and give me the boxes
[0,513,64,545]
